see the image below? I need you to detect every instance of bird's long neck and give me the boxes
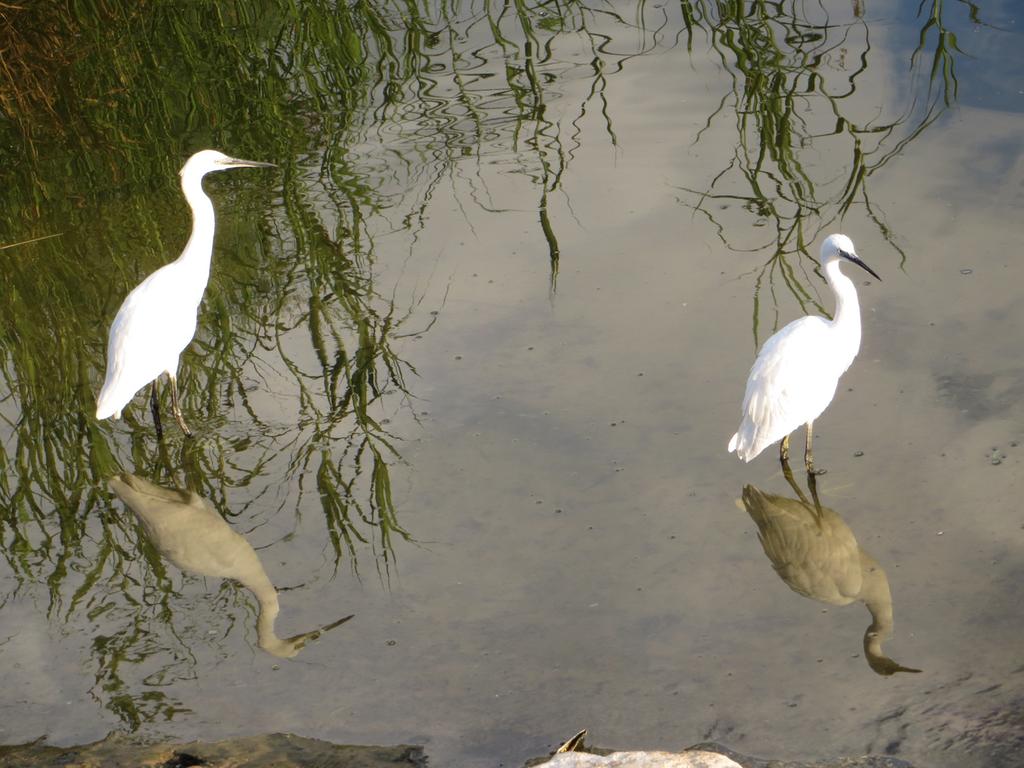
[858,551,920,674]
[824,259,862,361]
[250,573,296,658]
[858,551,894,636]
[177,170,216,287]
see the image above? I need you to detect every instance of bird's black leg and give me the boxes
[804,420,817,474]
[781,455,812,506]
[780,435,814,506]
[168,376,194,438]
[806,469,824,521]
[150,380,164,441]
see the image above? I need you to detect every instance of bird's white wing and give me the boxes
[96,266,200,418]
[730,317,839,461]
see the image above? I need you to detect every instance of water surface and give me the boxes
[1,2,1022,766]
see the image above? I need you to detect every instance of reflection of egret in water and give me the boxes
[741,483,920,676]
[109,473,351,659]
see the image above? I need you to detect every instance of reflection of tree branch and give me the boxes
[675,0,968,340]
[913,0,966,108]
[0,0,676,728]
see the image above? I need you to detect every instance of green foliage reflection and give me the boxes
[0,0,647,729]
[674,0,969,342]
[0,0,979,734]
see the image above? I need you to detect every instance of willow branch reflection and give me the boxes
[109,472,352,659]
[741,480,920,676]
[675,1,969,342]
[0,0,673,597]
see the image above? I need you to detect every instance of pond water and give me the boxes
[1,1,1023,766]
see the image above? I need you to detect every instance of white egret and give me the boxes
[95,150,275,437]
[728,234,880,472]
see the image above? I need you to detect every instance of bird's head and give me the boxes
[820,233,881,281]
[179,149,276,179]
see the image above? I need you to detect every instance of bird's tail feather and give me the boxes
[728,431,759,462]
[96,386,130,421]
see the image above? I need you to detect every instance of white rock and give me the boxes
[539,749,743,767]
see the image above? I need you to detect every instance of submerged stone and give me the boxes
[0,733,426,768]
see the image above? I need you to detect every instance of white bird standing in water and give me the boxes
[728,234,881,472]
[96,150,274,436]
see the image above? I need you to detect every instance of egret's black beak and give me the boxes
[224,157,276,169]
[840,250,881,281]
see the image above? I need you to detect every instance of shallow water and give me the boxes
[1,2,1023,766]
